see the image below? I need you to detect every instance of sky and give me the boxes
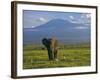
[23,10,91,29]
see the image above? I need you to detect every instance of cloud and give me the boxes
[80,13,91,24]
[66,15,78,24]
[86,14,91,19]
[39,17,47,22]
[81,14,91,19]
[67,14,91,25]
[75,26,89,29]
[30,17,48,28]
[31,26,36,28]
[69,20,79,24]
[69,15,74,20]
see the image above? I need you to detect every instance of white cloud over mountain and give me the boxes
[75,26,89,29]
[39,17,47,22]
[69,15,74,20]
[68,13,91,25]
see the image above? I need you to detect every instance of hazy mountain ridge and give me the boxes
[23,19,90,44]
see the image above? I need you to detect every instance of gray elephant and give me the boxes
[42,38,58,60]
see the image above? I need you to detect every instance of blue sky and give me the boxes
[23,10,91,29]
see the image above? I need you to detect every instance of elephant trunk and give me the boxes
[47,48,54,60]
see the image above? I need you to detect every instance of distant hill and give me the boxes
[23,19,90,44]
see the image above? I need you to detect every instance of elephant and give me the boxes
[42,38,58,60]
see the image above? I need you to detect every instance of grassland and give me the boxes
[23,43,90,69]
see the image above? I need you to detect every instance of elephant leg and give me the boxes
[48,49,54,60]
[54,50,58,59]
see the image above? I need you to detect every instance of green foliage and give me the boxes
[23,44,90,69]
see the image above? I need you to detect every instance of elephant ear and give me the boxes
[42,38,49,47]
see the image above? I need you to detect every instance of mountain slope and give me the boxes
[23,19,90,44]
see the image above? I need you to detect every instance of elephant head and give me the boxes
[42,38,51,49]
[42,38,58,60]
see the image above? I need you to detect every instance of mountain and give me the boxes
[33,19,77,30]
[23,19,90,44]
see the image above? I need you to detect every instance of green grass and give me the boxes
[23,44,91,69]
